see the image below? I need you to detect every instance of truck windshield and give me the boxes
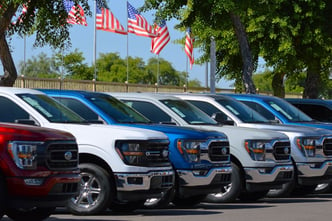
[17,93,85,123]
[216,99,269,123]
[160,99,218,125]
[264,98,314,122]
[87,95,151,123]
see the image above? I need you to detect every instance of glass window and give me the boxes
[53,97,100,122]
[122,100,172,123]
[160,99,217,125]
[0,96,30,123]
[87,95,150,123]
[17,93,84,123]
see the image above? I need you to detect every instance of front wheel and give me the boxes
[67,163,114,215]
[314,183,332,194]
[5,207,55,221]
[144,188,176,209]
[266,180,296,198]
[204,162,242,203]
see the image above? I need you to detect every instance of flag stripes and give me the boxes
[185,28,194,69]
[96,7,127,35]
[127,1,158,38]
[151,20,170,55]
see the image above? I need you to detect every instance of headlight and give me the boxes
[116,142,145,165]
[177,140,201,162]
[296,138,316,157]
[7,141,39,170]
[245,140,266,161]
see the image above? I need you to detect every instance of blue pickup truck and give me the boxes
[39,89,232,208]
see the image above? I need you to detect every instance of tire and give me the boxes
[292,184,317,196]
[266,180,296,198]
[144,188,176,209]
[110,200,145,213]
[204,162,242,203]
[67,163,114,215]
[314,183,332,194]
[0,174,6,219]
[172,195,207,208]
[5,207,55,221]
[238,190,269,201]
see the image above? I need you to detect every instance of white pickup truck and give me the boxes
[0,87,174,215]
[112,92,294,203]
[173,93,332,197]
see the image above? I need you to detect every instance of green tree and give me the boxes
[96,52,127,82]
[0,0,106,86]
[19,52,60,78]
[248,0,331,98]
[59,49,93,80]
[142,0,257,94]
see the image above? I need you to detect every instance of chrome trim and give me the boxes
[176,166,232,187]
[245,165,294,183]
[296,161,332,177]
[115,170,174,191]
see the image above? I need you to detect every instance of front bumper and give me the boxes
[6,173,81,208]
[175,166,232,197]
[297,160,332,185]
[114,170,174,201]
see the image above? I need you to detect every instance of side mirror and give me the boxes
[211,112,234,125]
[15,119,38,126]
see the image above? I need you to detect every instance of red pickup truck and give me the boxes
[0,123,80,220]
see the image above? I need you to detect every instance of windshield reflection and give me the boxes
[265,98,313,122]
[216,99,270,123]
[87,95,151,123]
[18,93,86,123]
[161,99,218,125]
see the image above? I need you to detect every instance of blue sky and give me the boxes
[5,0,242,88]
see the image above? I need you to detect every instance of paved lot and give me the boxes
[2,194,332,221]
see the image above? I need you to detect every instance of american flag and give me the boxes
[185,28,194,69]
[96,4,127,35]
[127,1,158,38]
[63,0,87,26]
[151,20,170,55]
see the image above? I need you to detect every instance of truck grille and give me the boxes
[273,141,291,161]
[208,141,230,162]
[323,139,332,156]
[46,142,79,170]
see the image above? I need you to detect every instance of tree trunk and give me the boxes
[272,72,285,98]
[0,3,18,86]
[230,13,256,94]
[0,33,17,86]
[303,60,321,98]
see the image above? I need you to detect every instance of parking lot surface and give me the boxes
[2,194,332,221]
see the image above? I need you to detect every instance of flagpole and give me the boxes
[93,0,97,86]
[157,54,160,86]
[126,2,129,84]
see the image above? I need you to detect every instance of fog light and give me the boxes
[127,177,143,185]
[258,169,266,173]
[24,178,44,186]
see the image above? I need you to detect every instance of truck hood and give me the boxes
[237,123,332,137]
[45,123,169,145]
[121,123,228,140]
[187,125,289,140]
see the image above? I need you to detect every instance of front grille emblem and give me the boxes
[221,147,228,155]
[64,151,73,161]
